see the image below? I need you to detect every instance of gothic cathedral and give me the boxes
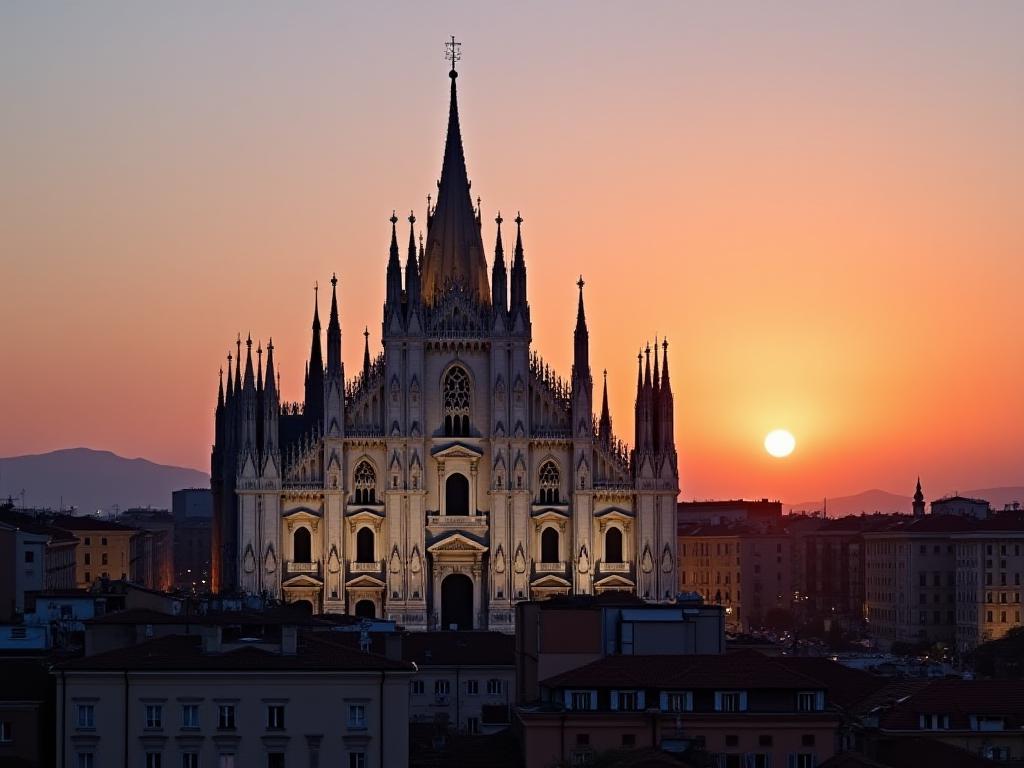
[211,56,679,632]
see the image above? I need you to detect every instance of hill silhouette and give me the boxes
[0,448,208,513]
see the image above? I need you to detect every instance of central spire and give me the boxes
[419,41,491,307]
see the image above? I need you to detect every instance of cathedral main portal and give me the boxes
[441,573,474,630]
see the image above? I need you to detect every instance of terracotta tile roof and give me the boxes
[57,632,414,672]
[48,513,138,532]
[541,651,826,690]
[872,736,996,768]
[402,631,514,666]
[0,509,79,541]
[772,657,889,709]
[86,607,323,626]
[879,679,1024,730]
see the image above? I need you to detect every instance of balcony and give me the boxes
[535,562,567,574]
[427,515,488,528]
[599,561,631,573]
[285,561,321,577]
[349,561,384,574]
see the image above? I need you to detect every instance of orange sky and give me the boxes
[2,2,1022,502]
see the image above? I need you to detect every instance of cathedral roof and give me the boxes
[419,65,491,307]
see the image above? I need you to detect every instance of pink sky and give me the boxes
[1,2,1022,501]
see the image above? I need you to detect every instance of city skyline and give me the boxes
[2,2,1022,502]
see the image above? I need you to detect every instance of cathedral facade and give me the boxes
[211,60,679,632]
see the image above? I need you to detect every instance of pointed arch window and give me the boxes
[354,461,377,505]
[443,366,471,437]
[539,461,560,505]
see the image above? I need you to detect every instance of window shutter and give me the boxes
[659,692,668,711]
[788,755,797,768]
[637,691,646,710]
[739,691,749,711]
[610,690,619,711]
[815,691,825,711]
[564,691,572,709]
[714,692,723,712]
[589,691,597,710]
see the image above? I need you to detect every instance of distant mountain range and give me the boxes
[0,448,209,514]
[787,486,1024,516]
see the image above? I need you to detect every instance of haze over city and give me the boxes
[2,1,1022,502]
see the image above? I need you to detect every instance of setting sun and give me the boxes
[764,429,796,458]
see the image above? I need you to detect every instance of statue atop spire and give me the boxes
[420,38,490,306]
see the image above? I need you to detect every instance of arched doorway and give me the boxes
[354,599,375,619]
[293,527,312,563]
[541,527,560,563]
[291,599,313,615]
[356,528,375,563]
[605,527,623,563]
[441,573,474,630]
[445,473,469,516]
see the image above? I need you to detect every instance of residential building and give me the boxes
[0,507,78,615]
[515,594,724,704]
[0,658,54,768]
[120,508,175,591]
[677,499,782,527]
[678,523,793,632]
[868,679,1024,762]
[404,631,514,734]
[931,496,990,520]
[172,488,212,591]
[55,625,414,768]
[49,514,138,588]
[517,651,839,768]
[955,518,1024,652]
[864,516,974,647]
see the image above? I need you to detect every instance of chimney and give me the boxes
[281,625,298,656]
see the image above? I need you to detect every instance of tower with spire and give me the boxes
[913,477,926,517]
[210,40,677,628]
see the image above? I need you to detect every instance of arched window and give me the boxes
[354,461,376,505]
[293,527,312,563]
[443,366,471,437]
[541,527,560,564]
[356,527,375,564]
[539,461,560,505]
[605,527,623,564]
[445,473,470,516]
[354,599,375,619]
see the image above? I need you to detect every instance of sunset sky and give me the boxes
[2,2,1022,503]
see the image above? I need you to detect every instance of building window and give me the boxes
[145,704,163,729]
[758,735,773,747]
[84,553,91,565]
[621,734,636,747]
[569,691,595,711]
[354,461,377,504]
[267,754,285,768]
[145,754,162,768]
[182,704,199,729]
[605,527,623,564]
[796,692,821,712]
[0,721,10,742]
[101,553,108,565]
[292,527,312,564]
[445,473,470,516]
[662,692,692,713]
[801,734,816,747]
[541,527,560,564]
[77,755,94,768]
[84,572,91,583]
[77,704,95,729]
[101,537,108,546]
[410,680,424,695]
[348,704,367,729]
[182,755,199,768]
[752,756,770,768]
[716,692,744,712]
[443,366,471,437]
[919,714,950,730]
[466,679,479,695]
[218,704,236,730]
[84,537,91,545]
[24,550,34,563]
[576,734,590,746]
[538,461,560,504]
[218,757,236,768]
[725,735,739,747]
[615,691,639,711]
[467,716,480,734]
[348,752,366,768]
[793,756,814,768]
[267,704,285,730]
[434,680,450,696]
[487,678,504,696]
[356,527,375,563]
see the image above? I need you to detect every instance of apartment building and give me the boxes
[55,625,414,768]
[678,523,793,632]
[955,521,1024,652]
[49,515,138,588]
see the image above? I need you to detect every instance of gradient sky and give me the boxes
[2,2,1022,503]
